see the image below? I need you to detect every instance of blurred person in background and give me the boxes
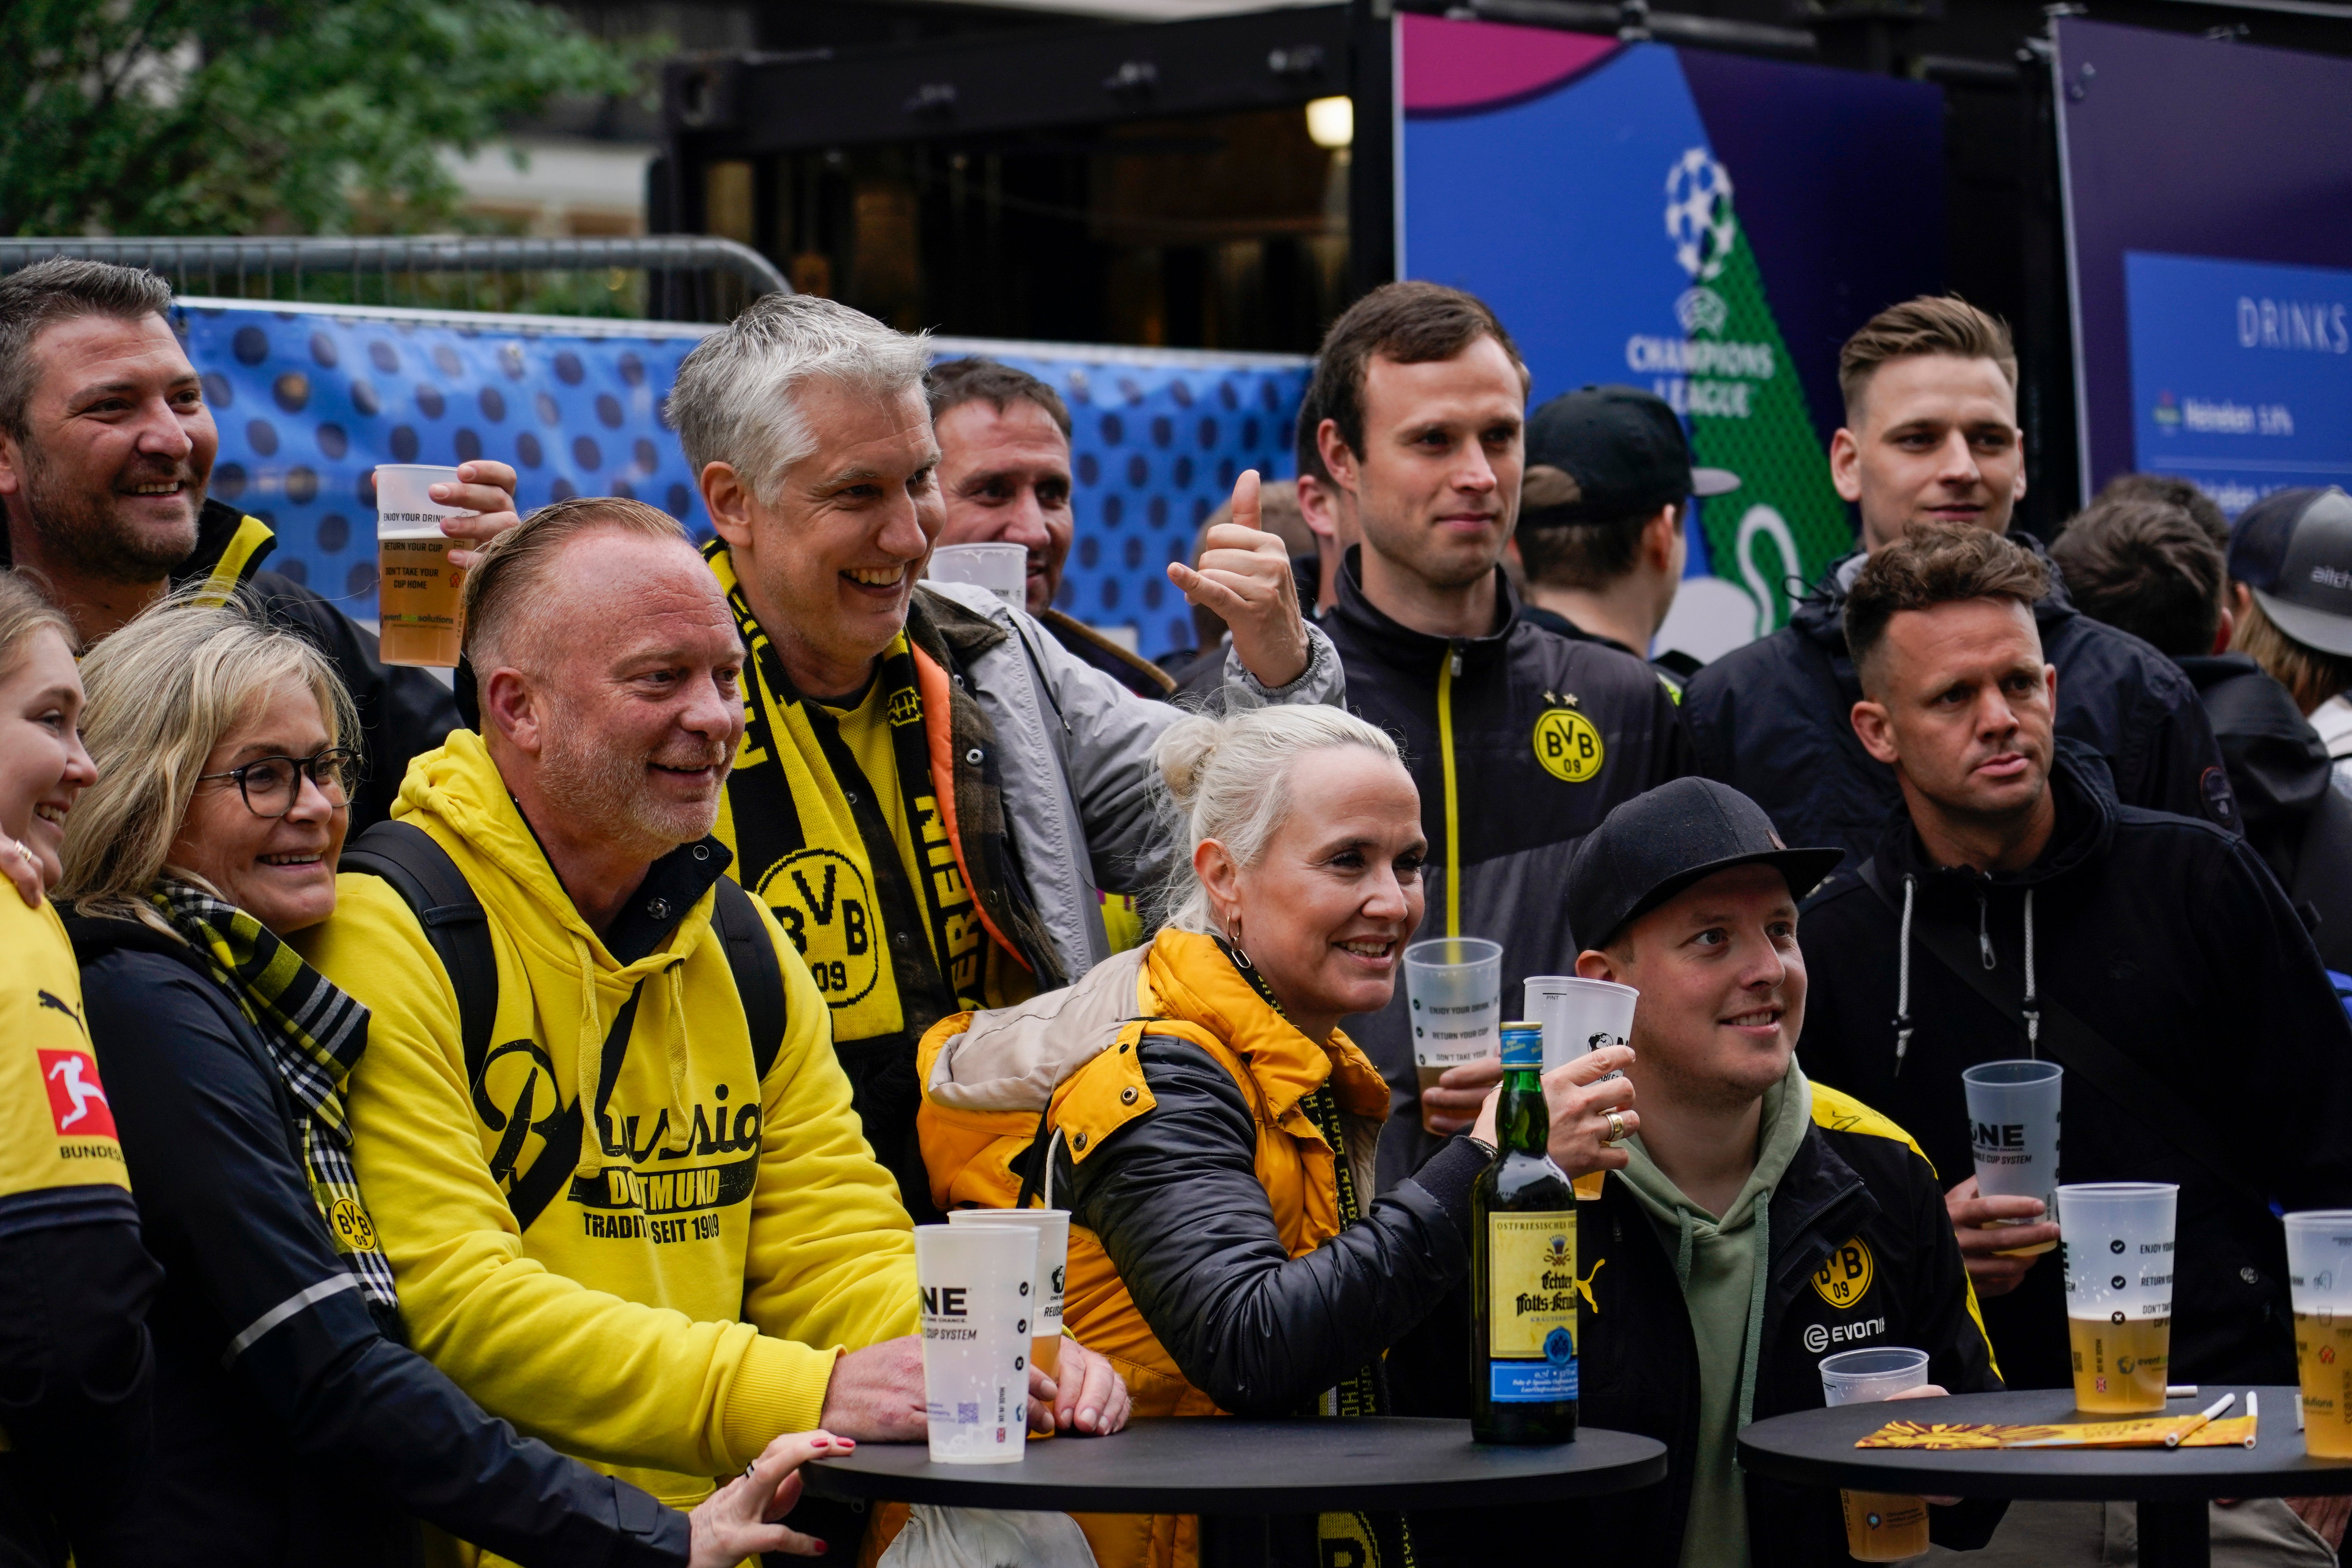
[1301,281,1690,1189]
[1682,296,2229,870]
[2051,490,2352,967]
[917,702,1637,1568]
[673,295,1340,1218]
[1292,376,1355,618]
[56,595,835,1568]
[1798,524,2352,1564]
[1510,384,1738,702]
[297,499,1127,1568]
[0,571,156,1566]
[925,356,1174,699]
[0,258,519,831]
[2225,488,2352,724]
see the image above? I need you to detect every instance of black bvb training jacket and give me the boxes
[1319,548,1694,1192]
[1406,1083,2005,1568]
[1682,541,2232,872]
[0,499,458,833]
[1796,746,2352,1392]
[67,916,690,1568]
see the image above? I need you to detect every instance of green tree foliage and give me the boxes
[0,0,643,236]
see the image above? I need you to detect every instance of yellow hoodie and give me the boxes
[294,732,918,1558]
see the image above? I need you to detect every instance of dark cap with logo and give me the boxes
[1566,777,1843,951]
[2229,486,2352,658]
[1522,384,1740,526]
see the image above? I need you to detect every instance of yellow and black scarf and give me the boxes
[710,544,987,1050]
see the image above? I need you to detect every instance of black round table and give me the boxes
[806,1416,1667,1567]
[1739,1386,2352,1568]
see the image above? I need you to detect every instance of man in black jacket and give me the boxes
[1682,296,2229,871]
[1465,776,2002,1568]
[0,258,515,830]
[1301,282,1694,1189]
[2049,488,2352,967]
[1798,524,2352,1561]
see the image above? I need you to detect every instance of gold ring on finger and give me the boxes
[1603,1111,1628,1145]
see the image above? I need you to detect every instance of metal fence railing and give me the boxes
[0,236,789,322]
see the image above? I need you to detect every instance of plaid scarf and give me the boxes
[149,881,399,1311]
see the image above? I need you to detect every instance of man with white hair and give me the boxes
[668,294,1343,1217]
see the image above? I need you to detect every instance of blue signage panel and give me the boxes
[2127,251,2352,516]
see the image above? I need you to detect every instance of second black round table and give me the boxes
[1739,1385,2352,1568]
[806,1415,1667,1568]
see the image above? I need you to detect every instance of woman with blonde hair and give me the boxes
[57,595,839,1568]
[0,569,154,1565]
[918,702,1637,1568]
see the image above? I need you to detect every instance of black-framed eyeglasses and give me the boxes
[196,748,359,819]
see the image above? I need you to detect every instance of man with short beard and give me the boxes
[299,497,1130,1565]
[0,258,519,830]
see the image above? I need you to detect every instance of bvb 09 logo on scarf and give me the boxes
[758,848,880,1005]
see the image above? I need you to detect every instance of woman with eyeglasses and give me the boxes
[0,570,156,1567]
[55,595,842,1568]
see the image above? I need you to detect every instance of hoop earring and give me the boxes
[1225,920,1253,969]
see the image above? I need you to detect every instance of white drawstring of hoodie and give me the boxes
[1892,876,2038,1075]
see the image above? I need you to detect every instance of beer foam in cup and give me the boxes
[914,1224,1039,1464]
[1523,975,1637,1075]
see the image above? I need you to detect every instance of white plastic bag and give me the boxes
[875,1504,1100,1568]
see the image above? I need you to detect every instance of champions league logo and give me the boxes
[1666,147,1737,283]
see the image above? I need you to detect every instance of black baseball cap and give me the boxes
[1566,777,1842,951]
[2229,486,2352,658]
[1522,385,1740,526]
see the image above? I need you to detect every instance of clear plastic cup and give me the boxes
[2058,1182,2178,1414]
[1404,936,1502,1134]
[1523,974,1638,1074]
[1820,1347,1933,1562]
[2285,1210,2352,1457]
[947,1208,1070,1382]
[373,465,470,667]
[1961,1060,2062,1257]
[915,1223,1038,1464]
[929,543,1029,609]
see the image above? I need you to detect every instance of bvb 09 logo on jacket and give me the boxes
[1533,705,1605,783]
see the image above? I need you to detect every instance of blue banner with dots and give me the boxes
[175,301,1309,664]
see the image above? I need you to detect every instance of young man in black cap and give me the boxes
[1511,383,1738,701]
[1547,775,2003,1568]
[1797,522,2352,1563]
[1299,282,1693,1189]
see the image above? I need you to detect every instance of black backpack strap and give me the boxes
[341,821,496,1088]
[1857,855,2276,1216]
[711,878,786,1083]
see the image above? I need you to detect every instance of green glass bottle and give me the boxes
[1470,1021,1579,1443]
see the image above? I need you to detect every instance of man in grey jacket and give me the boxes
[669,294,1343,1217]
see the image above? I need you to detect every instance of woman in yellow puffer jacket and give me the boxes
[916,704,1637,1568]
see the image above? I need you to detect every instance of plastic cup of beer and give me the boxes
[929,543,1029,610]
[915,1223,1038,1464]
[2285,1210,2352,1458]
[1960,1060,2062,1257]
[947,1207,1069,1382]
[1403,936,1502,1134]
[1523,974,1638,1075]
[2057,1182,2177,1414]
[373,465,470,668]
[1820,1346,1933,1562]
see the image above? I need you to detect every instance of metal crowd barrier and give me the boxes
[0,236,789,323]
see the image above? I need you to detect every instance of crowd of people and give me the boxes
[3,249,2352,1568]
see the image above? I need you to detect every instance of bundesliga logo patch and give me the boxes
[38,1050,117,1140]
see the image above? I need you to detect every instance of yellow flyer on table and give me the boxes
[1857,1394,2256,1452]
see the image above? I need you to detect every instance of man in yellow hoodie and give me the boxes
[296,496,1128,1565]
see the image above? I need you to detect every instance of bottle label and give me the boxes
[1488,1210,1579,1402]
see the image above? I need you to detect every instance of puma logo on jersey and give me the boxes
[36,990,83,1034]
